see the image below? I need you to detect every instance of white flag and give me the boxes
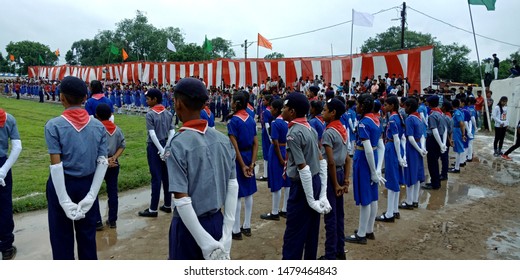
[73,48,77,56]
[353,9,374,27]
[19,57,24,64]
[167,39,176,52]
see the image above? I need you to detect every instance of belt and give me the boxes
[356,146,376,151]
[239,148,252,152]
[336,165,344,171]
[387,138,394,142]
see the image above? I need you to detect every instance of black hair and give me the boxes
[62,93,84,105]
[385,96,405,129]
[328,99,346,119]
[357,94,374,116]
[310,100,323,115]
[459,96,466,105]
[346,100,356,109]
[498,96,508,115]
[270,99,284,118]
[373,101,381,113]
[232,91,248,111]
[90,80,103,94]
[404,97,419,112]
[146,89,163,104]
[174,92,205,111]
[452,99,460,108]
[335,95,346,104]
[442,100,453,112]
[429,97,439,108]
[243,90,250,106]
[468,96,476,105]
[95,103,112,121]
[263,94,272,103]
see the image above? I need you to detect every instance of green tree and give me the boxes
[360,26,437,53]
[210,37,235,58]
[264,52,285,59]
[5,41,54,74]
[168,43,205,62]
[0,53,9,73]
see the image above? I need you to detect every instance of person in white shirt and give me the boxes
[492,96,509,156]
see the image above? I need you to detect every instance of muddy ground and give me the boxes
[13,132,520,260]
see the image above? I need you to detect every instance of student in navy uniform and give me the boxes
[448,99,466,173]
[258,94,273,181]
[45,76,108,259]
[220,92,230,122]
[0,107,22,260]
[200,100,215,128]
[460,97,471,165]
[319,98,350,260]
[93,104,126,229]
[281,93,331,260]
[439,101,453,181]
[227,91,258,240]
[376,96,406,222]
[85,80,114,122]
[165,77,238,260]
[260,99,289,221]
[466,97,477,161]
[399,97,427,210]
[345,94,384,244]
[138,89,175,217]
[423,95,447,190]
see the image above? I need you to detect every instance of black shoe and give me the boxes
[451,162,466,167]
[336,252,347,260]
[317,255,331,260]
[448,168,460,173]
[413,202,419,208]
[279,211,287,218]
[422,183,440,190]
[2,246,17,260]
[260,212,280,220]
[354,229,375,240]
[466,158,473,162]
[96,221,104,231]
[345,233,368,244]
[138,208,158,217]
[106,220,117,228]
[241,227,252,237]
[398,202,414,210]
[232,232,243,240]
[439,175,448,181]
[257,176,268,181]
[159,205,172,213]
[375,214,395,222]
[393,212,400,219]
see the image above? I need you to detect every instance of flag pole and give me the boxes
[257,36,260,90]
[350,9,354,98]
[468,3,492,131]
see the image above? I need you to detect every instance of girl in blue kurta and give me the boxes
[448,99,466,173]
[309,100,326,144]
[108,87,115,106]
[376,96,406,222]
[259,95,273,181]
[260,99,289,220]
[228,92,258,240]
[124,87,132,110]
[345,94,383,244]
[400,97,426,210]
[114,88,122,114]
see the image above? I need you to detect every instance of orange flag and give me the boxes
[258,33,272,50]
[9,54,14,61]
[54,49,60,56]
[122,48,129,61]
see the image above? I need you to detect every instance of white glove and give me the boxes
[440,145,447,154]
[175,196,224,259]
[209,248,230,260]
[219,178,239,258]
[363,140,386,186]
[317,159,331,213]
[77,156,108,217]
[420,149,428,157]
[0,178,5,187]
[0,139,22,187]
[149,130,165,158]
[398,158,408,168]
[298,165,325,214]
[467,131,473,138]
[50,162,84,220]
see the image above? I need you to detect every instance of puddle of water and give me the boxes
[486,222,520,260]
[417,184,498,210]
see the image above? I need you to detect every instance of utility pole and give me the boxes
[401,2,407,49]
[244,39,248,60]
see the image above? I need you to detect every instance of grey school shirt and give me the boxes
[321,127,348,168]
[106,127,126,157]
[166,124,237,217]
[286,123,321,179]
[146,108,174,143]
[45,113,107,177]
[426,110,446,138]
[0,113,21,157]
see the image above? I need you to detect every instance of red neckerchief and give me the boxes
[204,106,211,116]
[390,112,398,117]
[0,109,6,128]
[288,117,311,129]
[91,93,105,100]
[429,108,443,115]
[101,120,117,136]
[315,115,325,125]
[445,112,452,118]
[309,97,318,102]
[365,113,380,127]
[61,108,91,132]
[179,119,208,134]
[247,103,254,111]
[326,119,347,144]
[234,109,249,122]
[151,104,166,114]
[410,112,421,120]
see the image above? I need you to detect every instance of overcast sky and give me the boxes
[2,0,519,65]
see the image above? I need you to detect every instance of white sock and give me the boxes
[272,190,281,215]
[386,190,395,218]
[233,198,242,234]
[413,181,421,203]
[350,141,355,155]
[406,186,413,205]
[455,153,461,170]
[357,205,370,237]
[463,148,468,163]
[468,140,473,160]
[263,160,268,177]
[243,195,253,229]
[367,201,378,233]
[282,187,290,212]
[393,191,400,215]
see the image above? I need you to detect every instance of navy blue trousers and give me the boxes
[169,211,223,260]
[0,157,14,253]
[46,173,99,260]
[426,136,441,188]
[324,169,345,259]
[147,141,171,211]
[282,174,321,260]
[94,165,120,223]
[440,146,450,178]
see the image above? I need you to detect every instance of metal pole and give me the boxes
[401,2,406,49]
[350,9,354,95]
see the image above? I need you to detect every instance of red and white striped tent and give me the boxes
[28,45,433,92]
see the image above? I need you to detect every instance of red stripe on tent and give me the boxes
[175,63,181,82]
[285,60,297,90]
[361,56,374,81]
[320,60,331,85]
[407,51,421,93]
[220,61,229,86]
[341,58,351,83]
[258,61,268,86]
[270,62,279,81]
[211,62,218,89]
[245,61,252,87]
[193,64,199,78]
[301,60,313,81]
[165,63,171,85]
[384,55,403,78]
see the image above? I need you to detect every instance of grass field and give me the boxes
[1,96,262,213]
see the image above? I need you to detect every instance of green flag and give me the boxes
[468,0,496,11]
[204,35,213,53]
[110,44,120,55]
[38,54,45,64]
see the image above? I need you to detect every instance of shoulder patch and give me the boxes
[287,135,294,141]
[359,123,365,128]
